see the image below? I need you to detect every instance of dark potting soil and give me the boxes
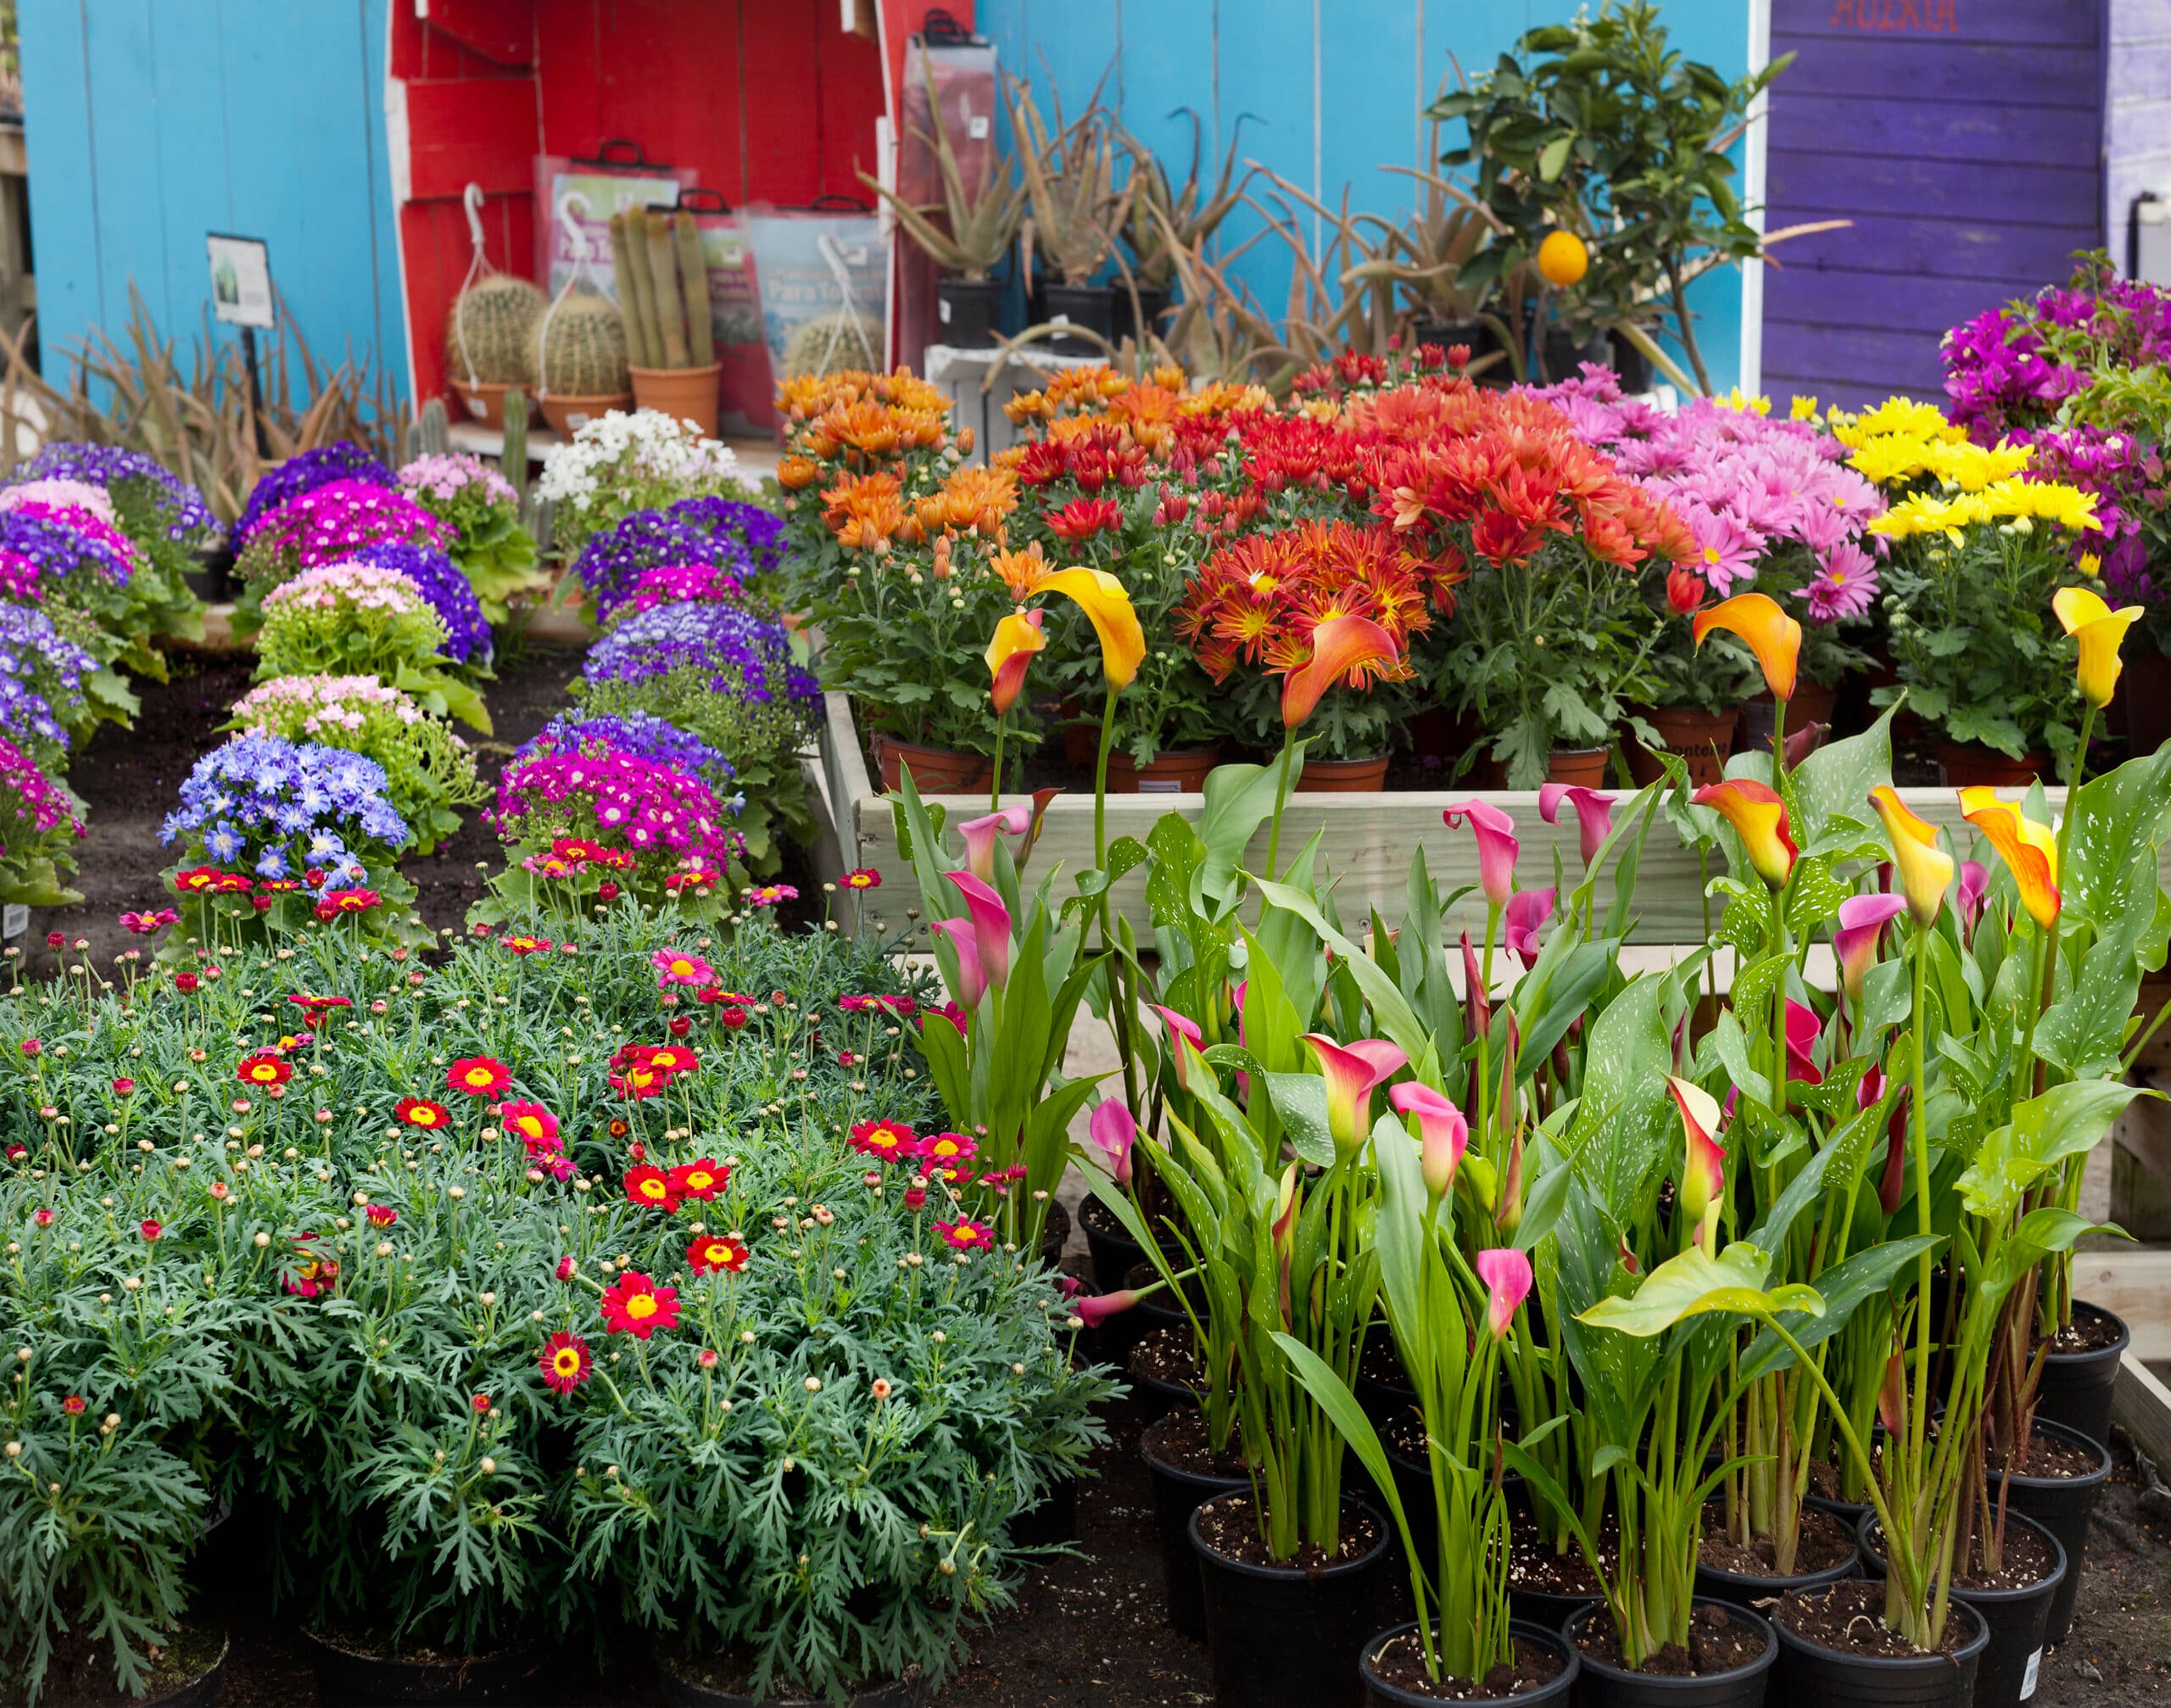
[2038,1306,2124,1355]
[1140,1404,1247,1481]
[1128,1324,1202,1389]
[1990,1427,2103,1480]
[1192,1491,1383,1571]
[1361,1334,1413,1389]
[1774,1580,1970,1661]
[1575,1601,1761,1678]
[1509,1510,1608,1597]
[1369,1628,1567,1701]
[8,1620,226,1708]
[1697,1502,1856,1577]
[1866,1514,2060,1592]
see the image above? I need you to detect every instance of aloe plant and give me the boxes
[862,48,1026,282]
[1005,75,1132,287]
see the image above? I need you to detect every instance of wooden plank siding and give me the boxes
[2107,1,2171,265]
[1760,0,2113,410]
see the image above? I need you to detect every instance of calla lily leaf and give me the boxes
[1577,1242,1824,1338]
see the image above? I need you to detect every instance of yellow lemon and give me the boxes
[1537,229,1588,288]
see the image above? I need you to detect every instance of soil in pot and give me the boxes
[1142,1408,1250,1641]
[1298,755,1391,792]
[873,736,992,795]
[1357,1334,1419,1426]
[304,1627,547,1705]
[659,1652,927,1708]
[2030,1299,2129,1449]
[1694,1503,1860,1609]
[1191,1493,1391,1708]
[1129,1323,1205,1422]
[1988,1418,2110,1644]
[1363,1620,1576,1705]
[1108,745,1221,794]
[1080,1193,1181,1295]
[1567,1600,1776,1705]
[19,1622,228,1708]
[1936,743,2046,789]
[1769,1582,1984,1708]
[1859,1512,2064,1708]
[1509,1507,1608,1633]
[1547,746,1613,789]
[1628,707,1738,790]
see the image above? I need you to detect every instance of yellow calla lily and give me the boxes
[1869,786,1954,927]
[2051,586,2146,708]
[985,609,1046,717]
[1031,567,1146,693]
[1692,592,1800,704]
[1959,787,2061,930]
[1691,779,1796,890]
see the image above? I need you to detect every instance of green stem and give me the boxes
[989,713,1007,817]
[1264,727,1298,881]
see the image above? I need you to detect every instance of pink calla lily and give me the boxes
[1085,1100,1136,1187]
[1784,1000,1825,1087]
[1504,887,1556,968]
[926,918,988,1008]
[957,813,1014,884]
[1833,893,1908,1001]
[1076,1288,1140,1328]
[942,871,1013,990]
[1474,1247,1533,1339]
[1388,1082,1469,1198]
[1956,860,1990,938]
[1442,799,1520,910]
[1538,783,1616,868]
[1152,1005,1206,1091]
[1461,930,1491,1042]
[1300,1034,1409,1158]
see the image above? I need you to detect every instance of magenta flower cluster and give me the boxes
[0,509,136,601]
[240,479,449,578]
[230,440,393,550]
[0,731,82,838]
[488,748,744,873]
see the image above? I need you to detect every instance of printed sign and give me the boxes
[206,234,274,329]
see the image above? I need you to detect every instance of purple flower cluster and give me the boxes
[238,478,449,583]
[0,604,98,759]
[1941,310,2093,442]
[516,712,736,789]
[570,505,758,624]
[231,441,393,550]
[670,495,786,577]
[0,509,135,600]
[583,600,818,714]
[489,747,742,871]
[1942,261,2171,441]
[0,733,80,838]
[161,734,410,884]
[2012,423,2169,605]
[14,444,217,542]
[1528,366,1884,622]
[349,541,492,665]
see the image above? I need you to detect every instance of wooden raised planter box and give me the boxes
[804,692,2163,946]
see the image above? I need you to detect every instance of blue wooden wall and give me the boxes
[18,0,405,396]
[976,0,1751,392]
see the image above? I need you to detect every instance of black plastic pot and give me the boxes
[1079,1196,1144,1294]
[1511,1583,1600,1640]
[1693,1511,1862,1612]
[1857,1511,2065,1708]
[1191,1495,1392,1708]
[1536,327,1610,387]
[1361,1619,1579,1706]
[1041,282,1115,354]
[1037,1197,1070,1271]
[1355,1346,1419,1428]
[138,1634,229,1708]
[2032,1300,2128,1451]
[1769,1588,1986,1708]
[1994,1416,2109,1644]
[1565,1600,1775,1707]
[1805,1493,1872,1531]
[657,1656,927,1708]
[1128,1326,1203,1425]
[1144,1416,1250,1640]
[1609,331,1654,394]
[1010,1471,1079,1548]
[934,276,1004,349]
[305,1630,548,1704]
[1117,283,1170,344]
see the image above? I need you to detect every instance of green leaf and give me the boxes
[1957,1080,2146,1219]
[1538,134,1576,181]
[1578,1241,1823,1337]
[1263,1071,1337,1168]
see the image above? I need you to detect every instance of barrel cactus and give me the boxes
[446,274,544,387]
[779,308,880,381]
[539,293,630,396]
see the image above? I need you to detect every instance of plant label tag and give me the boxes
[1051,313,1072,326]
[968,116,991,140]
[939,298,952,324]
[2021,1648,2041,1699]
[1138,779,1181,794]
[0,904,23,939]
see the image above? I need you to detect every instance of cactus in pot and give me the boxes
[446,273,544,386]
[538,293,630,397]
[612,209,717,372]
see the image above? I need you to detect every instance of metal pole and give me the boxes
[241,324,269,460]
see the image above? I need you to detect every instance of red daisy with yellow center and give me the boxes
[624,1165,680,1214]
[500,1101,559,1147]
[394,1097,451,1130]
[447,1057,511,1097]
[934,1218,996,1253]
[687,1233,750,1275]
[236,1053,291,1087]
[600,1271,681,1338]
[668,1158,728,1201]
[539,1331,592,1393]
[850,1119,918,1162]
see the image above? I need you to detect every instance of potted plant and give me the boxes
[608,209,724,437]
[395,449,545,623]
[1006,77,1132,352]
[862,51,1027,349]
[538,408,754,563]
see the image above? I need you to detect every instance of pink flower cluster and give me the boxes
[1529,369,1887,622]
[0,733,81,835]
[261,561,433,617]
[0,478,118,529]
[397,451,518,508]
[231,673,429,736]
[242,478,448,569]
[490,748,741,870]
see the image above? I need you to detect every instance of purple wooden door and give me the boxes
[1760,0,2107,410]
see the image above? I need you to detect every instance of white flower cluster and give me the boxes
[536,409,741,514]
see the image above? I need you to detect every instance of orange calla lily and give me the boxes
[1869,786,1954,927]
[985,609,1046,717]
[1690,779,1796,890]
[1030,567,1146,693]
[1692,592,1800,704]
[1277,614,1400,729]
[1959,787,2061,930]
[2051,586,2146,708]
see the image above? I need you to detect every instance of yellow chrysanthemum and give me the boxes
[1789,395,1819,421]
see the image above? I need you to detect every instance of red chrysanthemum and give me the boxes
[499,1100,559,1148]
[447,1056,511,1097]
[624,1164,680,1214]
[934,1218,996,1252]
[668,1158,728,1202]
[539,1331,592,1393]
[850,1119,918,1162]
[395,1096,452,1130]
[236,1052,292,1087]
[687,1233,750,1275]
[600,1270,681,1338]
[842,868,882,890]
[915,1131,979,1166]
[502,935,553,955]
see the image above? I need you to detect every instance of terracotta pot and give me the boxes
[1627,705,1738,788]
[1108,745,1221,795]
[538,392,633,436]
[1296,755,1389,793]
[1058,700,1097,769]
[1743,680,1837,756]
[1938,741,2047,788]
[1546,745,1611,789]
[447,379,511,428]
[631,362,723,437]
[874,737,992,794]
